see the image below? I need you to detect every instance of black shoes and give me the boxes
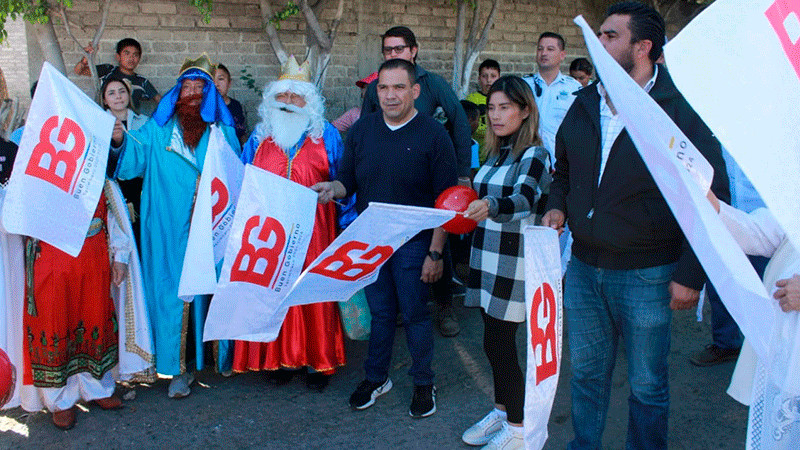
[349,378,393,410]
[409,384,436,418]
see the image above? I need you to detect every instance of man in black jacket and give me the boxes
[541,2,729,449]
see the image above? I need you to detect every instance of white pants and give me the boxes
[25,371,115,413]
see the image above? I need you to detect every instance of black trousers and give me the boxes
[482,309,525,423]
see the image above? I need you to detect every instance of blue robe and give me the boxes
[116,117,241,375]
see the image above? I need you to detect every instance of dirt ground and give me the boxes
[0,299,746,449]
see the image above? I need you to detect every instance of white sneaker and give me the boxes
[168,372,195,398]
[481,422,524,450]
[462,409,506,446]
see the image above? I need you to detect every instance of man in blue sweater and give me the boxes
[313,58,457,419]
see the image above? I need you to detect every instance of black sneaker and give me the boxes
[349,378,392,410]
[409,384,436,418]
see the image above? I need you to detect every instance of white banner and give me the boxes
[202,165,316,342]
[284,203,455,307]
[575,16,776,359]
[664,0,800,255]
[204,201,455,343]
[1,62,113,256]
[523,225,563,449]
[177,125,244,301]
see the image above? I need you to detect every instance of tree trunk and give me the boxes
[31,20,66,75]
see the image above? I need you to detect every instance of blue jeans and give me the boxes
[707,255,769,349]
[565,256,675,450]
[363,237,434,386]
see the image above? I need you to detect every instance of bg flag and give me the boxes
[1,63,113,256]
[522,225,563,449]
[177,125,244,301]
[202,165,316,342]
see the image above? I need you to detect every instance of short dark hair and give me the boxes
[607,1,665,63]
[378,58,417,85]
[116,38,142,55]
[478,59,500,74]
[460,100,479,121]
[569,57,593,76]
[382,26,418,49]
[538,32,565,50]
[215,63,231,79]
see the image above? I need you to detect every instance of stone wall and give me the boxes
[8,0,606,130]
[0,19,31,103]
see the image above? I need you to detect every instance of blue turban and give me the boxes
[152,68,234,127]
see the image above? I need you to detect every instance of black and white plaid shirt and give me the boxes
[465,145,552,322]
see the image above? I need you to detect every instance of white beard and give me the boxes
[269,102,311,150]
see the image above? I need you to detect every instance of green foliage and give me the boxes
[268,1,299,30]
[240,66,263,96]
[0,0,72,43]
[189,0,213,23]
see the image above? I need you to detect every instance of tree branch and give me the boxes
[91,0,112,51]
[299,0,331,51]
[326,0,344,46]
[259,0,289,64]
[452,0,467,91]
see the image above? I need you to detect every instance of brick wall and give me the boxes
[16,0,604,130]
[0,19,31,104]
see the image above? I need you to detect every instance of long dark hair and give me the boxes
[484,75,541,158]
[100,75,132,111]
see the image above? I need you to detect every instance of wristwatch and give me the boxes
[427,250,442,261]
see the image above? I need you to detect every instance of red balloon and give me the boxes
[0,348,14,407]
[435,185,479,234]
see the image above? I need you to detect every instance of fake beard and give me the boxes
[269,101,311,150]
[175,94,207,149]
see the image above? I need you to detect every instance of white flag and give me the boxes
[1,63,113,256]
[283,203,455,307]
[177,126,244,301]
[665,0,800,254]
[575,15,776,360]
[523,225,563,449]
[204,201,455,343]
[202,165,316,342]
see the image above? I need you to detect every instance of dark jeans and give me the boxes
[363,237,434,386]
[565,256,674,450]
[707,255,769,349]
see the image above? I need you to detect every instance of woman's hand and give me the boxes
[464,199,490,223]
[774,274,800,312]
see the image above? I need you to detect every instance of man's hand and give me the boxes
[541,209,566,235]
[112,262,127,286]
[111,119,125,147]
[310,181,342,204]
[774,274,800,312]
[669,281,700,310]
[421,256,443,283]
[73,44,95,76]
[463,199,489,223]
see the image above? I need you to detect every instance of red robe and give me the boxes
[23,193,118,387]
[232,136,346,374]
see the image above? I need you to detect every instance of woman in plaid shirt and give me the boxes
[461,75,552,449]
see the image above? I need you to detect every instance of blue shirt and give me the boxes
[722,146,765,213]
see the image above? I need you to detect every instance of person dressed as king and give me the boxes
[111,54,241,398]
[232,57,354,391]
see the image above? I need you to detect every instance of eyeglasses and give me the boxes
[382,44,409,55]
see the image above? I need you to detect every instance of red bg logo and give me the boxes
[766,0,800,80]
[25,115,86,193]
[230,215,286,287]
[211,177,229,222]
[309,241,392,281]
[530,282,558,384]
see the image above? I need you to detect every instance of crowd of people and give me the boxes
[1,1,799,449]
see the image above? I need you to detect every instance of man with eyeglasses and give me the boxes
[523,32,582,166]
[362,26,472,338]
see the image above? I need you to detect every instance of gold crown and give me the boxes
[279,55,312,82]
[179,53,216,77]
